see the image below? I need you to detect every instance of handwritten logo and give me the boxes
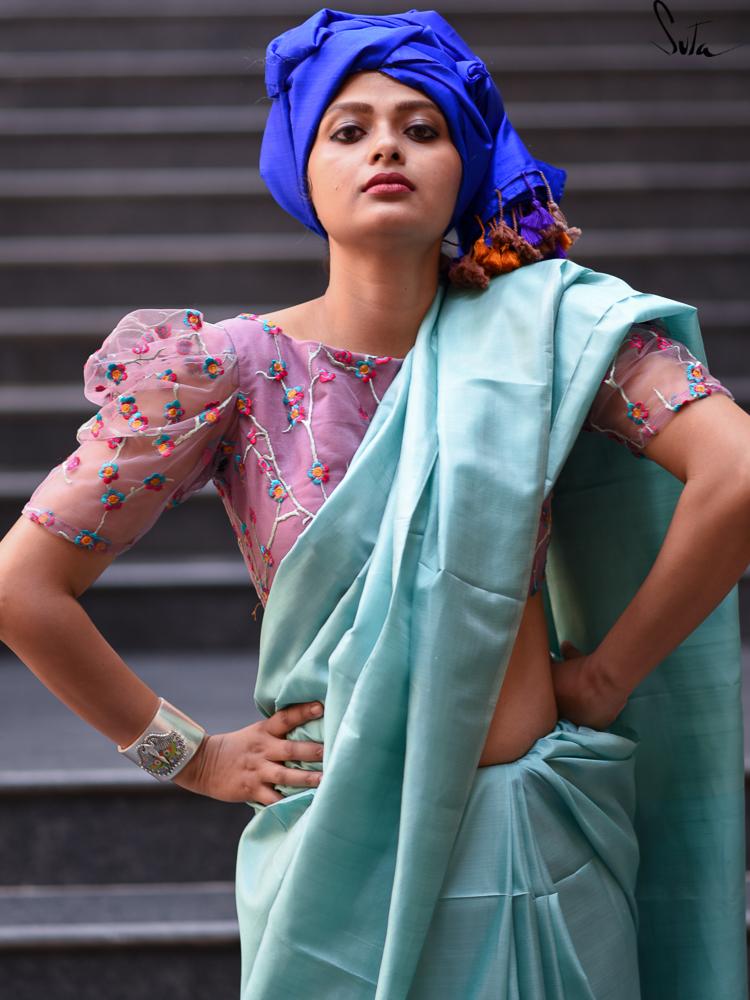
[651,1,745,58]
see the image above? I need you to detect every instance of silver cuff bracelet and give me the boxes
[117,697,207,781]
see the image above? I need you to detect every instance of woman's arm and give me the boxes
[590,391,750,701]
[0,515,161,748]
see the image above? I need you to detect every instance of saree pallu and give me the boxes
[235,259,746,999]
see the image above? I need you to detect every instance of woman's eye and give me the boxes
[331,124,364,142]
[331,123,438,143]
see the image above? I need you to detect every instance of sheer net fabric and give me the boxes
[21,310,734,602]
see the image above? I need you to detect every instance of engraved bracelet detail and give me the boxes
[117,697,207,781]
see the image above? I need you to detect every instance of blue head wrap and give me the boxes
[259,7,569,258]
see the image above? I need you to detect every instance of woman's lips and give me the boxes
[364,183,414,194]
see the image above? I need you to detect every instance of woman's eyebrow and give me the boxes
[321,99,442,122]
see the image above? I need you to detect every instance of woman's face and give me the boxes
[306,70,462,252]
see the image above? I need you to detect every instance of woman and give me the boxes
[1,8,748,999]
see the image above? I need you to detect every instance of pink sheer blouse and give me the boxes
[21,309,734,605]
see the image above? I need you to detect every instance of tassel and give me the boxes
[519,170,583,258]
[488,188,542,265]
[447,251,490,290]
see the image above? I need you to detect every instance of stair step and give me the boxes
[0,881,238,949]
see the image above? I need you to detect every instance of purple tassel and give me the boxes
[516,172,556,247]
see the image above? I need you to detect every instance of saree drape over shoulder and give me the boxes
[235,258,746,999]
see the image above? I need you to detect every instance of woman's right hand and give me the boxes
[172,700,325,804]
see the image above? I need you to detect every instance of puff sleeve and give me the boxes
[581,320,735,458]
[21,307,239,555]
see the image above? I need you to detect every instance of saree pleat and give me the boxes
[235,258,746,999]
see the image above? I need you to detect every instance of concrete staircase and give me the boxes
[1,1,748,996]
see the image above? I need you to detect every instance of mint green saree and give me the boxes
[235,258,745,999]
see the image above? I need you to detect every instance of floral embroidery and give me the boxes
[183,309,203,331]
[353,359,376,382]
[268,358,288,380]
[127,411,149,431]
[203,356,224,379]
[626,400,649,425]
[164,398,185,423]
[154,434,175,457]
[268,479,288,503]
[101,488,126,510]
[118,395,138,418]
[98,462,119,484]
[74,530,109,552]
[307,461,330,485]
[30,510,55,527]
[26,310,732,617]
[583,324,734,460]
[236,392,252,415]
[106,362,127,384]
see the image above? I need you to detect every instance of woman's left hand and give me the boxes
[550,640,629,731]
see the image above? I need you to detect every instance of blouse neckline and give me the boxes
[241,312,406,363]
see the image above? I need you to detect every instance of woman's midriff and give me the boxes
[477,588,559,767]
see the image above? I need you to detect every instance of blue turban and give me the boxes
[259,7,568,257]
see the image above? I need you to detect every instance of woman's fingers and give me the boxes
[263,700,324,739]
[267,737,325,763]
[265,763,323,788]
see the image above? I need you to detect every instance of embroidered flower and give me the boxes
[164,398,185,423]
[626,400,649,425]
[353,359,376,382]
[74,530,109,552]
[127,411,149,431]
[307,460,330,486]
[118,395,138,418]
[234,454,246,477]
[132,338,151,355]
[260,543,274,567]
[154,434,175,457]
[144,472,167,491]
[157,368,177,383]
[248,507,257,524]
[375,356,394,365]
[89,413,104,438]
[184,309,203,331]
[268,479,288,503]
[218,439,234,457]
[261,319,280,334]
[246,428,258,446]
[318,370,336,383]
[107,436,124,450]
[334,349,353,365]
[203,355,224,379]
[236,392,252,415]
[64,455,81,472]
[686,361,705,382]
[286,402,305,426]
[198,401,221,425]
[30,509,55,527]
[268,358,288,380]
[176,337,193,356]
[257,457,272,474]
[100,488,126,510]
[98,462,119,484]
[688,380,712,398]
[655,335,673,351]
[154,323,172,339]
[106,362,127,384]
[283,385,304,407]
